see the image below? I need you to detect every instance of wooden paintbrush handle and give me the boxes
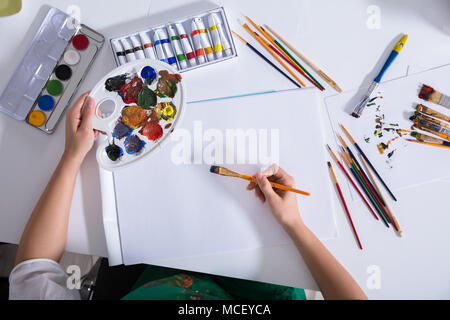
[240,174,310,196]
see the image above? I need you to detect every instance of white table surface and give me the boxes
[1,0,450,299]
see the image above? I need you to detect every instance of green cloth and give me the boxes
[122,265,306,300]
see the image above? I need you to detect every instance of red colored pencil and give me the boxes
[328,161,363,250]
[327,145,379,220]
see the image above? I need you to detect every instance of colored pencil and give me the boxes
[259,25,325,90]
[340,124,397,202]
[340,148,389,227]
[326,145,379,220]
[210,166,310,196]
[231,31,301,89]
[360,155,403,236]
[239,20,306,87]
[264,24,342,93]
[327,161,362,249]
[255,32,322,90]
[406,139,450,150]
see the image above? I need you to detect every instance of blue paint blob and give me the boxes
[112,120,133,139]
[37,95,55,111]
[124,135,146,154]
[140,66,156,85]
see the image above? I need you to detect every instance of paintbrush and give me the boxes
[410,131,450,146]
[406,139,450,150]
[326,145,379,220]
[210,166,310,196]
[264,24,341,93]
[359,155,402,236]
[327,161,362,249]
[413,117,450,141]
[352,35,408,118]
[340,124,397,201]
[416,104,450,123]
[418,84,450,109]
[231,30,301,89]
[238,19,306,87]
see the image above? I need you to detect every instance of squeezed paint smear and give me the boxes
[387,150,395,158]
[124,135,146,154]
[157,101,177,120]
[112,119,133,139]
[377,142,389,154]
[121,105,148,129]
[156,70,182,98]
[141,66,157,85]
[149,108,160,123]
[105,140,123,161]
[364,137,370,143]
[137,87,157,109]
[119,75,144,104]
[105,73,132,92]
[164,123,172,129]
[140,122,163,141]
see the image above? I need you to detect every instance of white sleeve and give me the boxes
[9,259,81,300]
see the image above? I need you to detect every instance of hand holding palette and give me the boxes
[90,59,186,171]
[0,7,104,134]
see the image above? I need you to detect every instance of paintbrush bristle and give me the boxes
[209,166,242,178]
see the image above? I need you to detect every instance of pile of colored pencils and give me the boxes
[233,16,342,93]
[327,124,403,249]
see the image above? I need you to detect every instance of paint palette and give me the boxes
[0,7,104,133]
[109,7,237,72]
[90,59,186,171]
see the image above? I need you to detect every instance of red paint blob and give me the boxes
[140,122,163,141]
[72,34,89,50]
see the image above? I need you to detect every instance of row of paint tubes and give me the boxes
[111,12,232,70]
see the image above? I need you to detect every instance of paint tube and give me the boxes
[175,23,197,66]
[139,32,157,60]
[167,25,188,69]
[191,20,206,64]
[153,31,168,64]
[120,38,136,62]
[111,39,127,65]
[129,35,146,59]
[193,17,214,61]
[156,29,177,67]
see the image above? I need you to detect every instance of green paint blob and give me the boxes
[137,87,157,109]
[47,80,63,96]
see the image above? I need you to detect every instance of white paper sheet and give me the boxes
[324,64,450,197]
[111,88,337,265]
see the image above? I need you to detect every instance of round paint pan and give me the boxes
[89,59,186,171]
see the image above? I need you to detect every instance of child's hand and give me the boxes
[247,165,303,230]
[63,92,99,163]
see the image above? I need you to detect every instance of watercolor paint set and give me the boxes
[0,7,104,134]
[109,7,237,72]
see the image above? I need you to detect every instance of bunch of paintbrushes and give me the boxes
[407,103,450,150]
[327,125,402,249]
[232,16,342,92]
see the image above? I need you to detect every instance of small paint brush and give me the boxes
[410,131,450,146]
[352,35,408,118]
[359,155,403,236]
[231,30,301,89]
[327,161,362,249]
[406,139,450,150]
[210,166,310,196]
[339,147,390,227]
[340,124,397,201]
[416,104,450,123]
[238,19,306,87]
[326,145,379,220]
[264,24,342,93]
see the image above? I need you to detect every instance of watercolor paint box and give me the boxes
[0,7,104,134]
[109,6,237,72]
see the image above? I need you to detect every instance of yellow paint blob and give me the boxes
[28,110,46,127]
